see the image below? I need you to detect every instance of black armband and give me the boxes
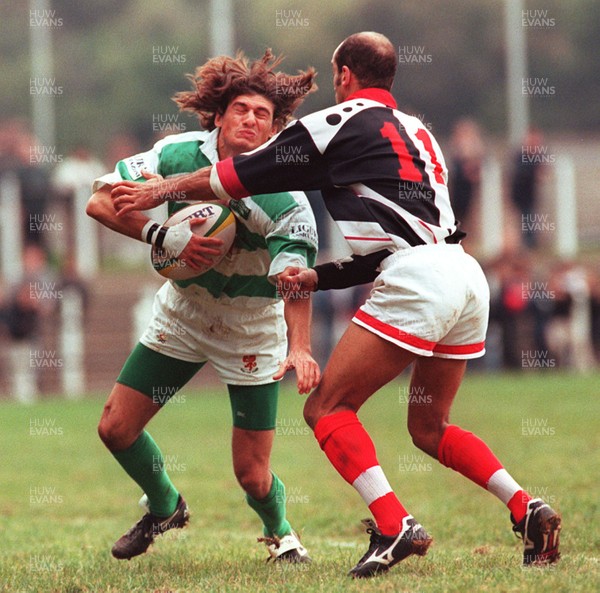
[314,250,390,291]
[154,225,169,250]
[141,220,169,248]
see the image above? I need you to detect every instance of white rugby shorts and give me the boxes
[140,282,287,384]
[353,244,489,359]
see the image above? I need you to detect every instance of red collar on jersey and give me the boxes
[345,88,397,108]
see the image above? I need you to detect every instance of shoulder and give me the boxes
[302,99,381,124]
[153,130,211,153]
[298,99,389,152]
[393,109,432,133]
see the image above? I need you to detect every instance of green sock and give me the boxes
[246,472,292,538]
[112,431,179,518]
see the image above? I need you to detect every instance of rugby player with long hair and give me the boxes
[88,49,318,563]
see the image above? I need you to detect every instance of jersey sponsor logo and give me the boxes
[289,223,317,246]
[229,198,251,220]
[123,156,149,180]
[241,354,258,374]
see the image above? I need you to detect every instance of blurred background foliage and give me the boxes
[1,0,599,157]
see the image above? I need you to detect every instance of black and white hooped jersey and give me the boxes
[213,88,462,258]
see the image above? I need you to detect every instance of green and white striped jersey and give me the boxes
[94,129,318,308]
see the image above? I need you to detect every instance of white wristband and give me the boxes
[142,219,192,258]
[161,219,194,258]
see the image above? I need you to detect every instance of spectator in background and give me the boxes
[5,282,42,402]
[448,118,484,235]
[3,244,52,402]
[487,251,533,370]
[510,128,546,250]
[58,254,90,320]
[5,122,53,249]
[0,117,29,175]
[545,261,595,371]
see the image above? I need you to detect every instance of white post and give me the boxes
[210,0,234,56]
[480,157,504,258]
[564,267,594,372]
[73,184,99,278]
[60,287,85,397]
[504,0,529,148]
[554,155,578,258]
[0,172,24,284]
[11,343,37,404]
[29,0,56,148]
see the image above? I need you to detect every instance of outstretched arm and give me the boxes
[111,167,217,216]
[111,118,330,214]
[277,250,390,293]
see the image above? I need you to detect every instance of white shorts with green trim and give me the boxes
[140,282,287,384]
[353,244,489,359]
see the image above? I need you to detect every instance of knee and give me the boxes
[97,412,136,452]
[235,464,270,499]
[304,383,341,430]
[407,418,446,458]
[303,393,323,431]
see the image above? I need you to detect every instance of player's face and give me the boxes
[215,94,277,159]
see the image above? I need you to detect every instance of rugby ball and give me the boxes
[151,203,236,280]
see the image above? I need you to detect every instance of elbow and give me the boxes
[86,190,108,221]
[86,194,100,220]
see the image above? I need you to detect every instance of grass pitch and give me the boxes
[1,371,599,592]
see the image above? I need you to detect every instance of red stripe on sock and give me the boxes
[438,425,503,489]
[508,490,532,523]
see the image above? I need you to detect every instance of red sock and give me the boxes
[438,425,531,520]
[438,424,503,488]
[314,411,408,535]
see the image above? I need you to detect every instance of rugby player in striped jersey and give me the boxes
[87,50,318,563]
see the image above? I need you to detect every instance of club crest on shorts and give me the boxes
[241,355,258,374]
